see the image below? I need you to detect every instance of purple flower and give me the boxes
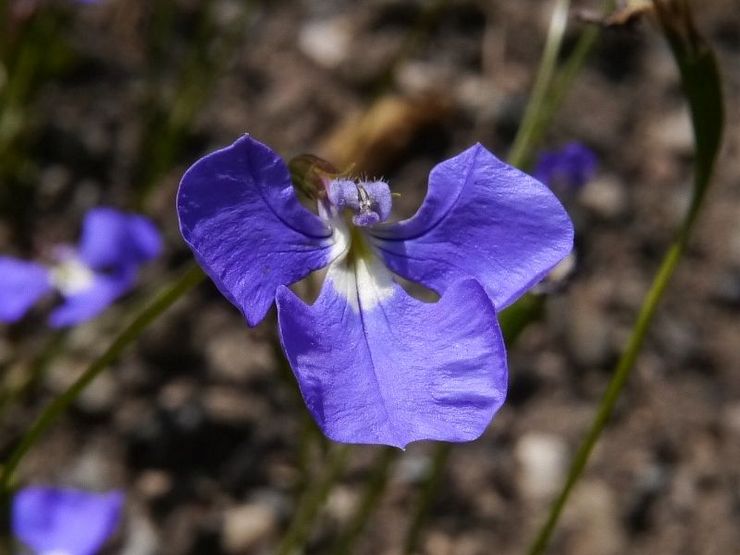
[177,136,573,448]
[0,207,161,328]
[12,487,124,555]
[533,142,597,192]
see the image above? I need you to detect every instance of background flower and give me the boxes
[0,207,161,327]
[533,142,598,193]
[12,487,124,555]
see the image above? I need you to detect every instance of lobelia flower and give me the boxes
[12,487,124,555]
[0,207,161,328]
[533,141,597,193]
[177,135,573,448]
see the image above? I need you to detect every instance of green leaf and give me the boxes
[655,0,724,212]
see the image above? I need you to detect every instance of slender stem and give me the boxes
[508,0,570,169]
[0,264,204,491]
[403,443,451,555]
[527,1,724,550]
[276,444,352,555]
[509,0,617,170]
[330,447,398,555]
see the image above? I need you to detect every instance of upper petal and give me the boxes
[0,257,52,323]
[177,135,337,326]
[12,487,124,555]
[371,144,574,309]
[276,255,507,448]
[78,207,162,271]
[48,269,135,328]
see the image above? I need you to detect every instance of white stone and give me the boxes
[579,175,628,220]
[298,18,352,69]
[515,432,569,500]
[221,503,277,553]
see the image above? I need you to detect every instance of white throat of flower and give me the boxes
[41,550,75,555]
[326,215,395,313]
[50,257,95,296]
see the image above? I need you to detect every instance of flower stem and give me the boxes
[403,443,452,555]
[330,446,398,555]
[276,444,352,555]
[508,0,571,169]
[508,0,617,170]
[526,2,724,551]
[0,264,204,491]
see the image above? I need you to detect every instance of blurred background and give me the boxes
[0,0,738,553]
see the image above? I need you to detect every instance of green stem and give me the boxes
[276,444,351,555]
[403,443,452,555]
[527,3,724,550]
[330,447,398,555]
[508,0,617,170]
[508,0,571,168]
[0,264,204,491]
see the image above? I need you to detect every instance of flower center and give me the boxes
[327,179,392,227]
[50,257,95,296]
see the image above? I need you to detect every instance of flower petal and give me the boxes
[48,269,135,328]
[12,487,124,555]
[371,144,574,309]
[178,135,337,326]
[78,207,162,271]
[0,257,52,323]
[276,256,507,448]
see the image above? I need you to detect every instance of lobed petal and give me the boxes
[0,257,52,323]
[371,144,574,309]
[276,255,507,448]
[48,269,135,328]
[12,487,124,555]
[178,135,337,326]
[78,207,162,271]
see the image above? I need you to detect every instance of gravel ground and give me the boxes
[1,1,739,553]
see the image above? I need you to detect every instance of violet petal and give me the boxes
[178,135,337,326]
[78,207,161,271]
[48,268,135,328]
[0,257,52,323]
[371,143,573,310]
[12,487,124,555]
[276,258,507,448]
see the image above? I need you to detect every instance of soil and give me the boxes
[0,1,739,554]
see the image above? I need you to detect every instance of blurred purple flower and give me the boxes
[178,136,573,448]
[533,142,597,192]
[0,207,161,327]
[13,487,123,555]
